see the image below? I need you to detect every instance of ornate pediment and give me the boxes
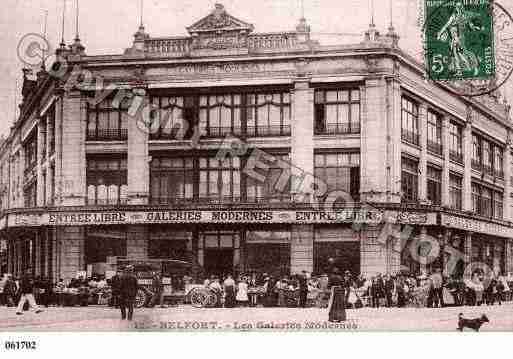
[186,4,254,34]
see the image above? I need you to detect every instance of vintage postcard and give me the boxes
[1,0,513,345]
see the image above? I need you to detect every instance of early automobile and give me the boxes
[113,258,196,308]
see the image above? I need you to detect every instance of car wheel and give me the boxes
[190,288,209,308]
[135,289,148,308]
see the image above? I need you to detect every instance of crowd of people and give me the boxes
[0,273,114,309]
[197,268,513,310]
[2,268,513,314]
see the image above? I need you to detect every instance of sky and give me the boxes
[0,0,512,138]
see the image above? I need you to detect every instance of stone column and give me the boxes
[34,231,41,276]
[418,104,428,201]
[290,79,314,202]
[128,88,149,205]
[57,226,84,282]
[59,91,86,206]
[290,225,314,274]
[7,238,13,274]
[361,76,388,202]
[126,225,148,260]
[388,78,402,203]
[419,226,428,275]
[503,133,511,221]
[441,116,451,207]
[36,121,45,207]
[442,229,451,276]
[17,145,25,208]
[505,239,513,275]
[46,164,54,206]
[360,225,385,278]
[464,232,472,276]
[462,108,473,211]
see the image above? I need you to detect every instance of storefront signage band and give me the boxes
[2,209,437,228]
[441,214,513,238]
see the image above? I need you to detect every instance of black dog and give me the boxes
[457,313,489,332]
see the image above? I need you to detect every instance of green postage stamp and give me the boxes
[424,0,495,81]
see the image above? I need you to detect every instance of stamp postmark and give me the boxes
[423,0,513,96]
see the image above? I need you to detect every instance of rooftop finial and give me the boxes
[41,9,48,69]
[370,0,375,26]
[71,0,85,54]
[74,0,80,41]
[60,0,66,47]
[296,0,310,31]
[140,0,144,28]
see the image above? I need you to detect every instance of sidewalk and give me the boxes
[1,303,512,331]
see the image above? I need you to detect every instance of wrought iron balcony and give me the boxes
[87,129,128,141]
[315,123,361,135]
[401,129,419,146]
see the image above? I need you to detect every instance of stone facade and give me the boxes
[0,4,512,282]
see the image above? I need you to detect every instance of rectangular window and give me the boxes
[150,157,194,205]
[314,89,361,135]
[199,94,243,138]
[494,191,504,219]
[48,104,55,155]
[86,96,129,141]
[199,157,240,203]
[314,152,360,201]
[246,91,291,137]
[427,111,443,155]
[472,134,482,170]
[151,91,291,139]
[23,132,38,175]
[449,122,463,163]
[426,166,442,205]
[449,173,462,210]
[246,154,291,203]
[481,187,492,217]
[401,97,419,145]
[49,164,55,206]
[401,156,419,202]
[86,156,127,205]
[472,183,481,214]
[494,147,504,179]
[23,182,37,208]
[151,96,194,140]
[482,140,493,176]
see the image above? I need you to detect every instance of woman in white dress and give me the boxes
[236,278,249,307]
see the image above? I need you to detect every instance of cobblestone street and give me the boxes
[1,303,512,331]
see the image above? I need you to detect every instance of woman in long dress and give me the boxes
[236,278,249,307]
[327,268,346,322]
[223,275,236,308]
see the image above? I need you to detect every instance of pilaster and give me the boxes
[128,88,150,205]
[361,76,388,202]
[388,78,402,203]
[463,107,473,211]
[36,121,45,207]
[291,79,314,202]
[290,225,314,274]
[418,104,428,201]
[59,91,86,206]
[506,239,513,275]
[57,226,84,282]
[441,116,451,207]
[126,225,148,260]
[504,132,512,221]
[464,232,472,275]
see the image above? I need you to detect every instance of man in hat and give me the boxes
[16,272,43,315]
[118,265,139,321]
[298,271,309,308]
